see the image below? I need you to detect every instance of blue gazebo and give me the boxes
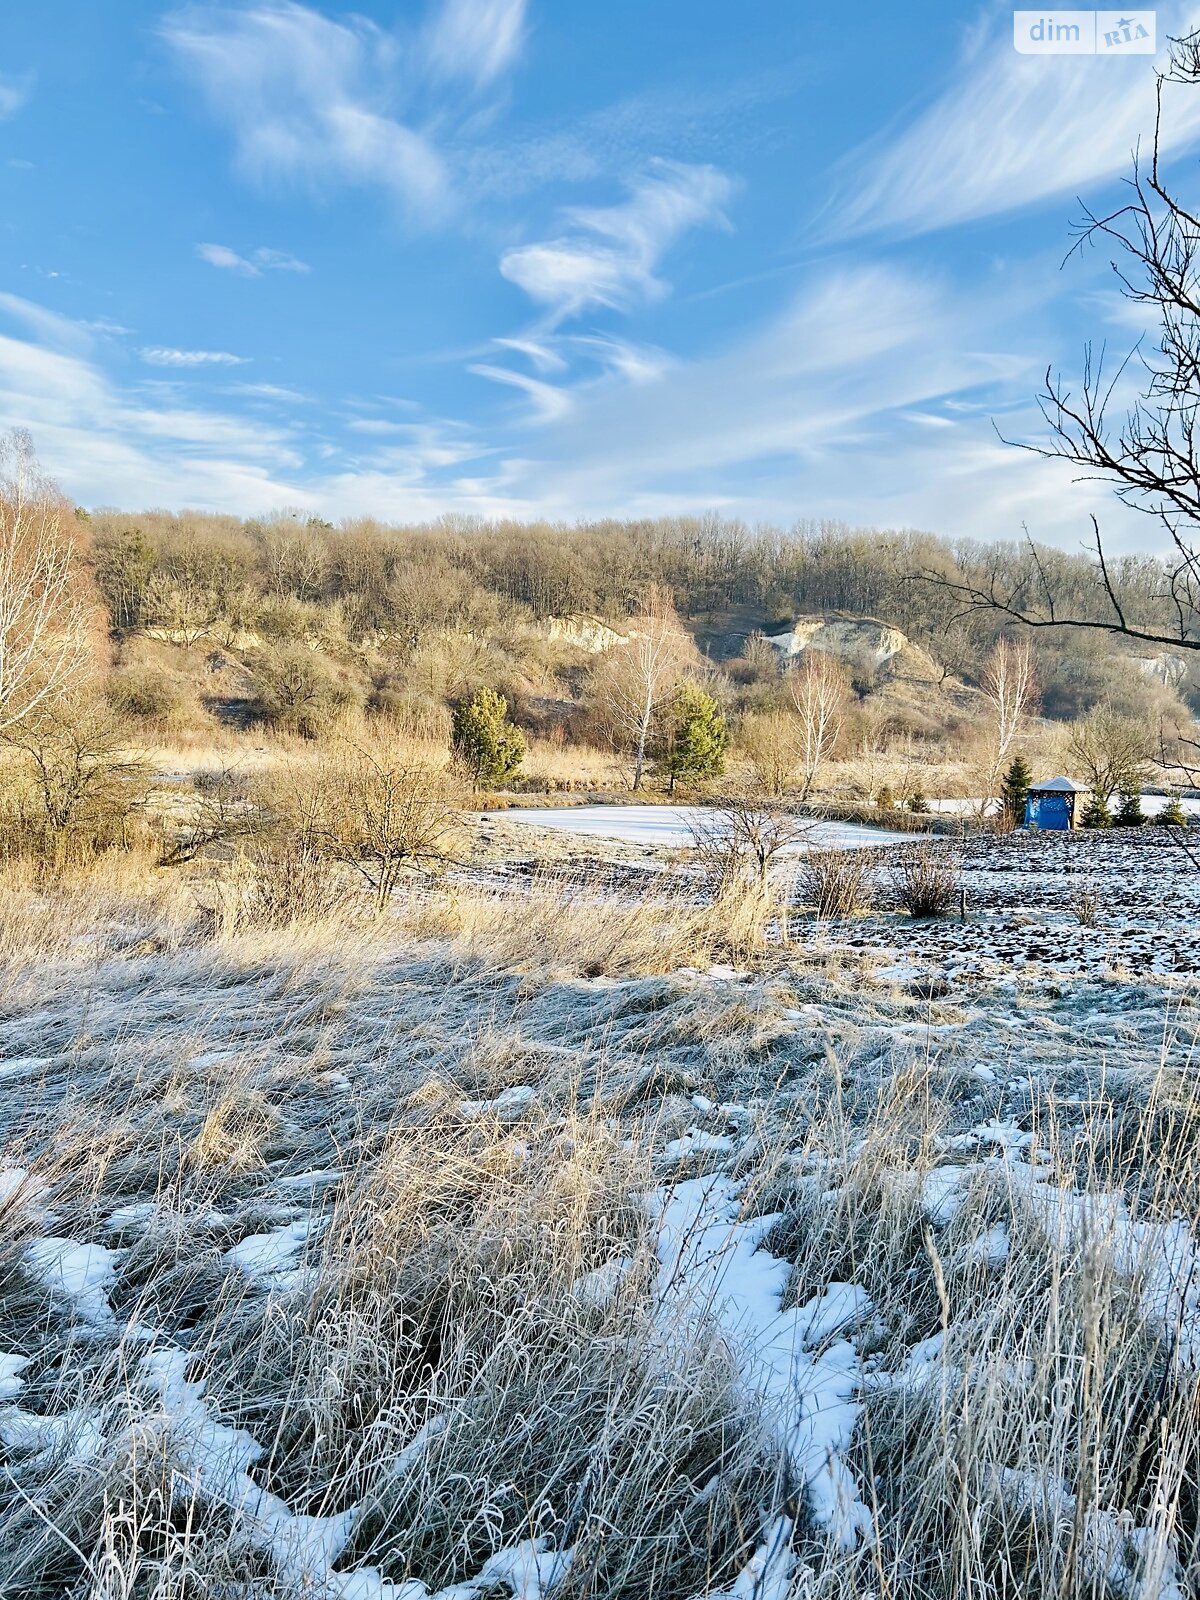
[1024,776,1089,831]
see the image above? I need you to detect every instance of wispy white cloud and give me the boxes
[0,72,34,120]
[0,319,306,511]
[468,361,572,422]
[425,0,526,88]
[197,242,311,275]
[0,290,516,519]
[832,4,1200,239]
[500,159,734,322]
[491,336,567,373]
[0,293,97,355]
[456,258,1150,548]
[572,334,671,384]
[140,347,248,367]
[230,381,309,402]
[163,3,448,219]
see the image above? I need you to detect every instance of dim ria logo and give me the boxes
[1013,11,1156,53]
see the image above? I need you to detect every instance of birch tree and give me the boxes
[979,639,1038,811]
[0,431,90,735]
[590,586,692,790]
[786,649,849,802]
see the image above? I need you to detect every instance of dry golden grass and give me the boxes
[0,798,1196,1600]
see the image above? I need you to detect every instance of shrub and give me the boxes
[198,835,355,936]
[368,684,452,743]
[1071,886,1100,927]
[739,710,802,797]
[906,790,930,814]
[888,845,960,916]
[0,697,150,867]
[252,645,361,739]
[797,847,877,917]
[286,740,463,912]
[253,594,329,644]
[107,667,189,729]
[451,687,525,787]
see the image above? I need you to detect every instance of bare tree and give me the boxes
[589,585,693,790]
[0,431,91,735]
[1066,704,1155,803]
[740,710,805,797]
[690,794,807,889]
[786,649,849,802]
[917,32,1200,657]
[979,639,1039,810]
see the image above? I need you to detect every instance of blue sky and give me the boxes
[0,1,1197,548]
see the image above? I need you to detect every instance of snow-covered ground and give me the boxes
[928,793,1200,818]
[819,829,1200,978]
[503,804,918,850]
[1,827,1197,1597]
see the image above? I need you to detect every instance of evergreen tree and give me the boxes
[451,687,525,787]
[1156,796,1189,827]
[1000,754,1032,828]
[660,683,728,792]
[1114,783,1145,827]
[1081,793,1113,830]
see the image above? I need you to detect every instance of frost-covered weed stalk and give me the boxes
[0,851,1198,1599]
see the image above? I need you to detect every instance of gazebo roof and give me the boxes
[1029,776,1088,793]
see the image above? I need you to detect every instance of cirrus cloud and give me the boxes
[500,158,734,323]
[140,346,248,367]
[197,242,311,275]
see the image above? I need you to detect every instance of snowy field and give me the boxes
[0,826,1198,1597]
[503,804,919,850]
[928,793,1200,818]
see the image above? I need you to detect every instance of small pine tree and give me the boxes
[1000,754,1032,828]
[876,784,895,811]
[660,683,728,792]
[1081,793,1113,830]
[1156,796,1188,827]
[1114,784,1145,827]
[906,790,930,814]
[451,687,525,787]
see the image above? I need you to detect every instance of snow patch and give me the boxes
[25,1236,119,1326]
[649,1176,873,1547]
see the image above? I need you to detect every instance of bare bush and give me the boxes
[284,740,463,912]
[887,843,961,916]
[197,836,356,936]
[157,767,261,866]
[690,794,809,952]
[0,695,149,866]
[252,645,362,739]
[107,666,194,731]
[739,710,804,798]
[797,847,877,917]
[0,430,91,735]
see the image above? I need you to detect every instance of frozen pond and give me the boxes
[502,804,919,851]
